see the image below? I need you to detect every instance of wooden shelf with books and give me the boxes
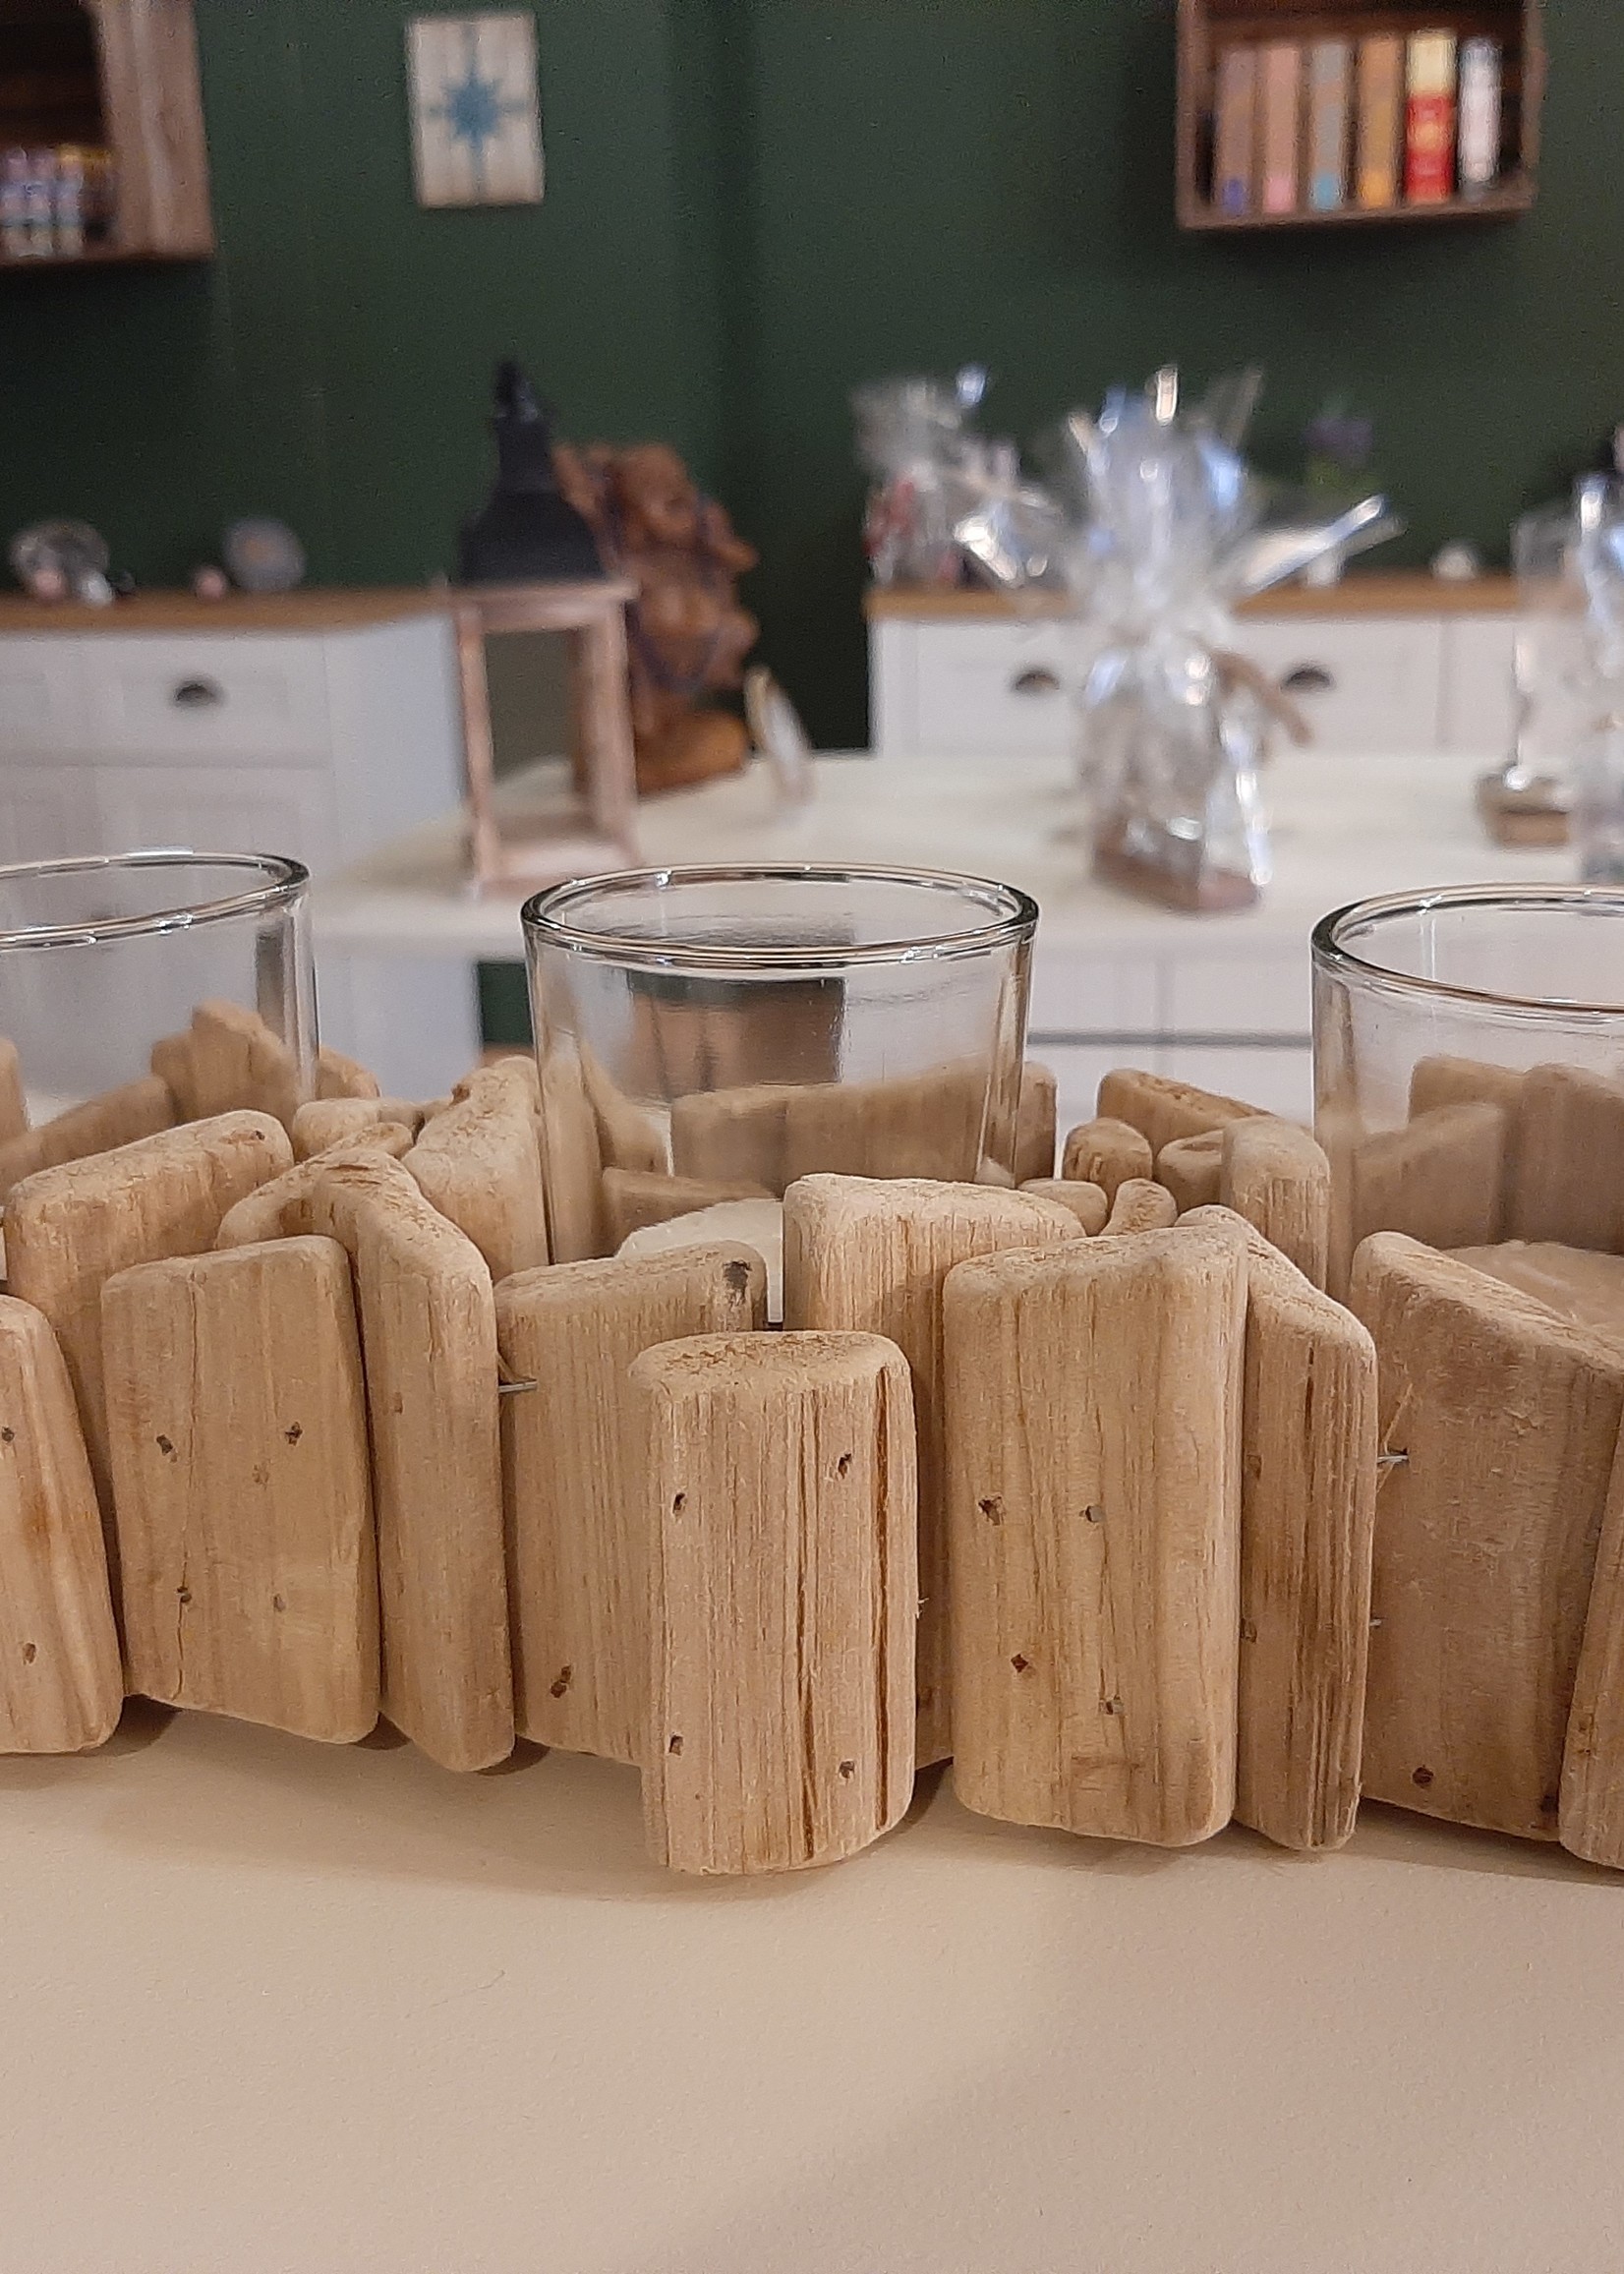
[1176,0,1543,234]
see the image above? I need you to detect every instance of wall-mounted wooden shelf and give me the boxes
[0,0,213,267]
[1177,0,1544,234]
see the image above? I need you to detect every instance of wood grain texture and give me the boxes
[0,1037,27,1143]
[151,1000,302,1129]
[1351,1233,1624,1838]
[90,0,214,256]
[404,1059,550,1281]
[602,1166,773,1247]
[217,1153,511,1772]
[1060,1116,1152,1199]
[101,1238,377,1742]
[5,1112,293,1568]
[1103,1179,1179,1235]
[291,1099,419,1162]
[1015,1062,1058,1184]
[634,1330,917,1875]
[1561,1428,1624,1867]
[671,1065,993,1195]
[1186,1207,1376,1850]
[0,1075,176,1200]
[944,1222,1246,1845]
[1019,1179,1108,1235]
[316,1048,381,1102]
[1156,1130,1224,1212]
[1510,1064,1624,1252]
[495,1244,766,1764]
[1345,1102,1506,1290]
[1096,1068,1264,1156]
[538,1049,606,1261]
[580,1046,665,1174]
[783,1175,1082,1765]
[1409,1054,1526,1125]
[1221,1117,1332,1290]
[0,1297,121,1754]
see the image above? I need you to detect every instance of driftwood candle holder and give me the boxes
[7,1034,1624,1884]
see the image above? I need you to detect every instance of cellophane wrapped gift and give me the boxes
[1573,475,1624,881]
[853,367,1027,589]
[952,368,1398,911]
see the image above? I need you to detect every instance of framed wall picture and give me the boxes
[406,12,545,208]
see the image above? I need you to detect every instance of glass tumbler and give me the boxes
[1312,885,1624,1298]
[523,863,1038,1268]
[0,852,316,1120]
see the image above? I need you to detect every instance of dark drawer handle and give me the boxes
[1280,665,1334,695]
[172,677,225,709]
[1010,668,1062,697]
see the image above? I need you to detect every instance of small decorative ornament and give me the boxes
[9,518,112,604]
[406,13,544,209]
[222,518,306,595]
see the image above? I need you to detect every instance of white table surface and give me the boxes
[6,1702,1623,2273]
[312,747,1568,962]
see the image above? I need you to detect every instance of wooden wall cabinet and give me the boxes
[0,0,213,267]
[1177,0,1545,233]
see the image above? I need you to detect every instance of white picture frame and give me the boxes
[406,12,545,209]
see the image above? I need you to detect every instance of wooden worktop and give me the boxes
[865,570,1519,621]
[0,588,451,633]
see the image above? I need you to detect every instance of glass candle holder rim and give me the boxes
[0,850,310,954]
[1311,883,1624,1020]
[521,862,1040,973]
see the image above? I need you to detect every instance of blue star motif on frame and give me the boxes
[429,23,527,190]
[408,13,545,208]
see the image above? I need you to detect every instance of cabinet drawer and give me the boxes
[1028,948,1159,1038]
[0,639,91,753]
[1163,946,1310,1038]
[911,621,1078,756]
[93,764,338,875]
[1439,617,1518,756]
[81,636,332,761]
[0,763,97,862]
[1237,617,1444,755]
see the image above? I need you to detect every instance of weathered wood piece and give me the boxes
[1103,1179,1180,1235]
[1510,1064,1624,1252]
[496,1244,765,1765]
[783,1175,1081,1765]
[101,1238,377,1742]
[152,999,302,1128]
[5,1112,294,1559]
[0,1074,176,1200]
[1097,1067,1264,1156]
[1221,1117,1332,1290]
[1351,1233,1624,1838]
[1409,1053,1526,1124]
[634,1329,918,1875]
[538,1049,605,1261]
[1451,1242,1624,1347]
[944,1221,1246,1845]
[316,1046,381,1101]
[1019,1178,1108,1235]
[1344,1102,1506,1291]
[1060,1116,1152,1200]
[0,1297,121,1754]
[580,1045,665,1174]
[1186,1205,1376,1849]
[670,1065,993,1196]
[1015,1062,1058,1184]
[1156,1129,1224,1212]
[668,1081,789,1193]
[1561,1429,1624,1868]
[218,1152,511,1772]
[0,1036,27,1143]
[291,1098,422,1162]
[404,1059,550,1281]
[601,1166,773,1248]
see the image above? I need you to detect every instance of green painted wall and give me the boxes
[2,0,1618,767]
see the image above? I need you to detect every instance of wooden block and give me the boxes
[1351,1233,1624,1837]
[1510,1064,1624,1252]
[944,1221,1246,1845]
[1097,1067,1264,1156]
[154,999,303,1128]
[1015,1061,1058,1184]
[0,1297,121,1753]
[669,1081,790,1193]
[5,1112,295,1564]
[1019,1178,1108,1235]
[783,1175,1081,1764]
[1060,1116,1153,1199]
[218,1151,510,1771]
[496,1243,766,1764]
[101,1238,377,1742]
[538,1049,605,1261]
[1561,1428,1624,1868]
[404,1059,550,1281]
[1185,1205,1376,1850]
[1221,1117,1332,1290]
[580,1044,665,1174]
[634,1329,917,1875]
[1103,1179,1180,1235]
[291,1099,417,1162]
[0,1074,176,1200]
[1347,1101,1506,1276]
[316,1046,380,1101]
[1156,1130,1224,1212]
[1409,1054,1527,1124]
[602,1166,774,1248]
[672,1065,996,1195]
[0,1035,27,1143]
[1451,1242,1624,1345]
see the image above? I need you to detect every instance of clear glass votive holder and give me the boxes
[1311,884,1624,1296]
[0,851,316,1120]
[523,863,1038,1264]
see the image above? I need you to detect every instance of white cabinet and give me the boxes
[1227,617,1445,755]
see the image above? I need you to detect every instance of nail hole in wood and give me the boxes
[1104,1696,1125,1717]
[21,1642,34,1663]
[1085,1503,1104,1524]
[839,1760,855,1779]
[671,1491,686,1514]
[0,1427,14,1444]
[978,1494,1003,1524]
[1413,1765,1433,1787]
[176,1588,192,1605]
[1011,1653,1031,1673]
[1240,1617,1257,1644]
[837,1452,851,1477]
[272,1595,286,1613]
[283,1422,303,1445]
[549,1664,573,1699]
[667,1733,683,1755]
[724,1259,752,1295]
[155,1434,174,1457]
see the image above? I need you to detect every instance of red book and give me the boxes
[1405,31,1457,204]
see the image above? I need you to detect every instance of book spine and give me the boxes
[1307,39,1351,211]
[1406,30,1457,204]
[1356,35,1403,208]
[1258,42,1302,216]
[1212,45,1257,217]
[1458,37,1502,195]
